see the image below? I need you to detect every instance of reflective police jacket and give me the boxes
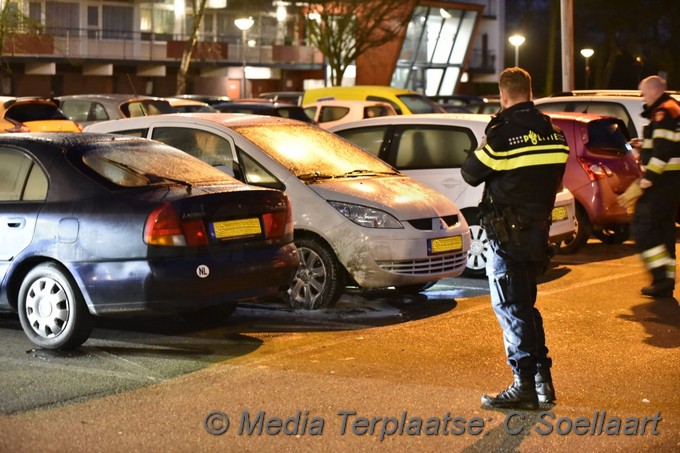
[639,93,680,186]
[461,101,570,221]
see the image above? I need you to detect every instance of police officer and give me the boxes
[630,76,680,298]
[461,67,569,410]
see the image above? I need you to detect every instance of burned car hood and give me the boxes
[307,176,460,220]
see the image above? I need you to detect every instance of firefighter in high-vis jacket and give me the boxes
[462,67,569,410]
[626,76,680,298]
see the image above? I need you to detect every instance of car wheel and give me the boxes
[558,204,591,254]
[396,281,436,294]
[288,237,344,310]
[593,224,630,244]
[462,209,491,278]
[180,303,238,324]
[18,263,93,350]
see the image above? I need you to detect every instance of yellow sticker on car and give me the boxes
[212,218,262,239]
[429,236,463,254]
[551,206,568,221]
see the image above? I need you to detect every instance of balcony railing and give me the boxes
[1,28,324,67]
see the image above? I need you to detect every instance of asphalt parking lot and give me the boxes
[0,240,678,452]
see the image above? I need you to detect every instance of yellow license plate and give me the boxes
[551,206,568,221]
[212,218,262,239]
[429,235,463,254]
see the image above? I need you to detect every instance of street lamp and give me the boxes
[580,48,594,89]
[508,34,525,67]
[234,17,254,98]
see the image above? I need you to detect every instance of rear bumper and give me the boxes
[72,243,299,316]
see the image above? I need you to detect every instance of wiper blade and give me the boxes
[297,172,336,182]
[340,169,399,177]
[99,157,193,193]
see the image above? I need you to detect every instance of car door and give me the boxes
[0,147,47,298]
[386,124,481,209]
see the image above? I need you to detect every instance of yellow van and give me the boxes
[302,85,445,115]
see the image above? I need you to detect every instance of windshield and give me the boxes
[397,94,445,114]
[233,123,400,180]
[80,140,239,187]
[586,118,632,157]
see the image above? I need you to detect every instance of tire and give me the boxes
[462,209,491,278]
[18,263,93,350]
[558,204,591,254]
[287,237,344,310]
[593,224,630,244]
[396,281,436,294]
[180,303,238,324]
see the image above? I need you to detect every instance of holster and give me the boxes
[479,200,545,247]
[479,199,513,245]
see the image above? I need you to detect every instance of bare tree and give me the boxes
[176,0,208,95]
[305,0,414,86]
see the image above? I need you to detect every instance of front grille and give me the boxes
[377,251,467,275]
[407,214,459,231]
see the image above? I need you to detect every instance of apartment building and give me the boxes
[0,0,504,98]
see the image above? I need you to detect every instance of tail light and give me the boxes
[578,157,612,181]
[4,118,30,133]
[144,203,208,246]
[262,194,294,240]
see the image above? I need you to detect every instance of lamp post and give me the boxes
[234,17,254,99]
[580,48,594,89]
[508,34,525,67]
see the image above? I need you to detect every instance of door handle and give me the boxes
[6,217,25,228]
[442,179,462,188]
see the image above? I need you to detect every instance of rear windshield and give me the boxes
[79,140,239,188]
[274,107,315,123]
[586,118,632,156]
[396,94,445,114]
[120,100,174,118]
[6,103,69,122]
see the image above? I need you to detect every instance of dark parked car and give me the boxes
[0,133,298,349]
[212,101,316,123]
[547,112,643,252]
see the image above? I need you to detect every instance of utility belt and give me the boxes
[479,198,550,246]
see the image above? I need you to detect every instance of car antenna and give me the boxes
[127,74,148,116]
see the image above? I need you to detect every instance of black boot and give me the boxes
[535,368,556,404]
[481,374,539,410]
[641,278,674,298]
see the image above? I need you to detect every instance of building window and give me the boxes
[45,2,78,37]
[103,5,133,40]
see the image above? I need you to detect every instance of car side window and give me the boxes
[235,148,285,190]
[319,106,349,123]
[106,128,149,138]
[60,100,90,122]
[0,147,47,201]
[151,127,236,176]
[91,103,109,121]
[334,126,388,158]
[394,126,476,170]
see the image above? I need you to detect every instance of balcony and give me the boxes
[1,28,324,68]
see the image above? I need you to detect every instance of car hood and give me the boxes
[307,176,459,220]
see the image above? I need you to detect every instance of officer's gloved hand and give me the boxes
[617,179,643,209]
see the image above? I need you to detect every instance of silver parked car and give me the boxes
[85,114,472,309]
[56,94,175,127]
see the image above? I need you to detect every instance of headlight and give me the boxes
[328,201,403,229]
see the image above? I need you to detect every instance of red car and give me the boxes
[548,112,642,252]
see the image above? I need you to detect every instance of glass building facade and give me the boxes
[392,5,480,96]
